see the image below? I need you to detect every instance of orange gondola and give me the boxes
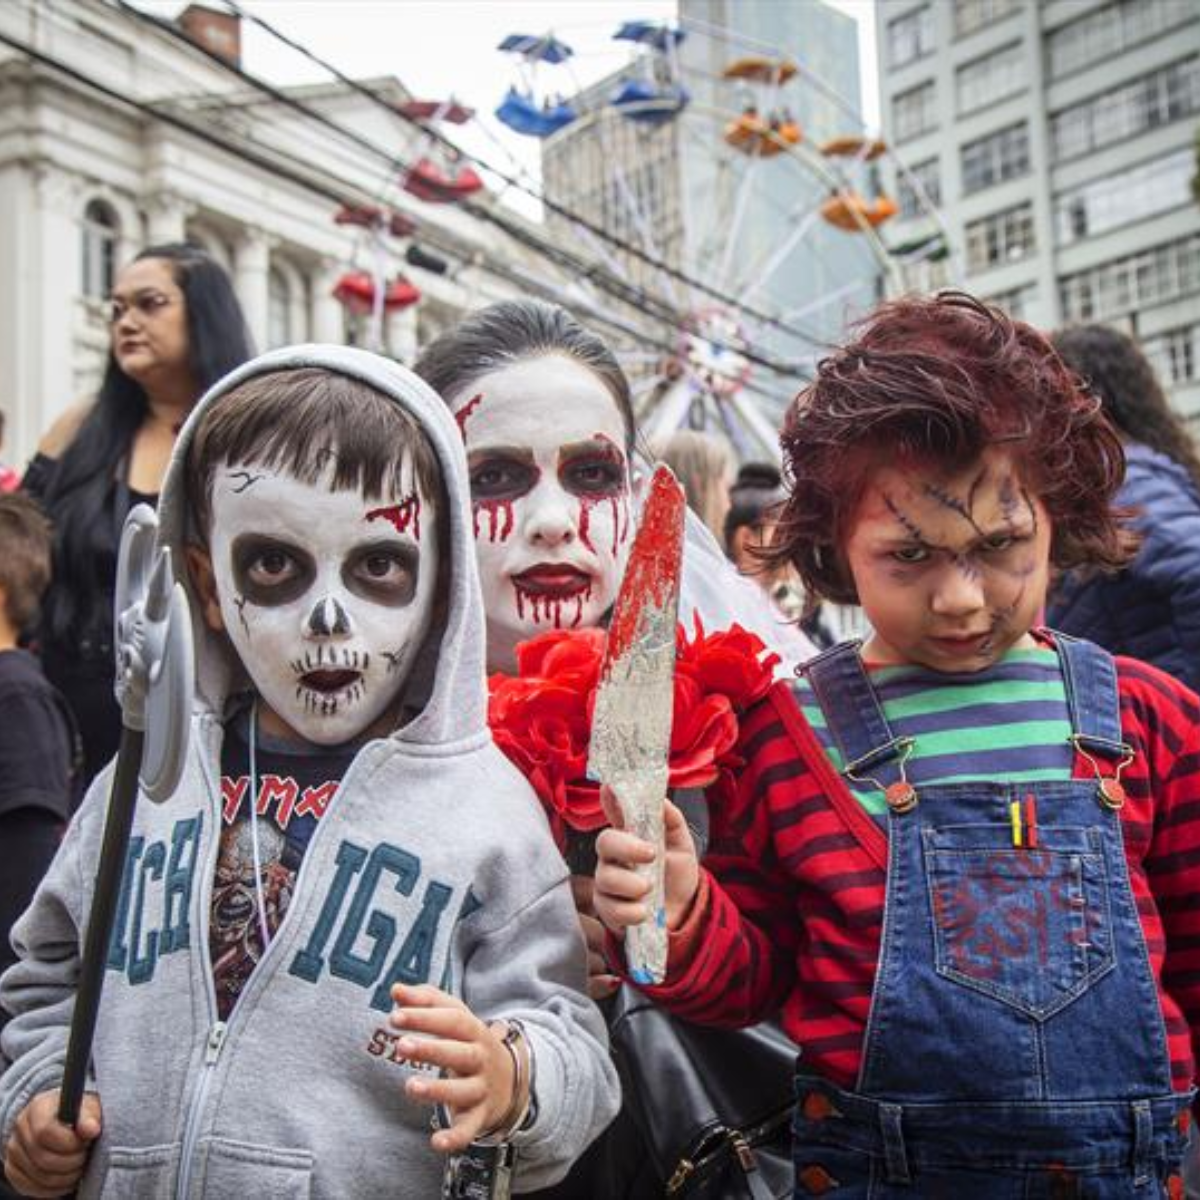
[721,56,798,85]
[820,192,899,231]
[724,110,801,156]
[820,135,888,160]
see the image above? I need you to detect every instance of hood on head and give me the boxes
[156,344,487,747]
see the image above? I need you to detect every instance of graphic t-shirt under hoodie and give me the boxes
[0,345,619,1198]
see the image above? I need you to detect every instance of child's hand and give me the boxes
[570,875,621,1000]
[389,983,525,1154]
[594,785,700,935]
[4,1088,102,1198]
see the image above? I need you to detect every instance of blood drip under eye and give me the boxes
[514,579,593,630]
[578,493,631,557]
[365,495,421,540]
[474,498,515,542]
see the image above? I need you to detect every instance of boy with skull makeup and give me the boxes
[0,347,618,1199]
[595,294,1200,1196]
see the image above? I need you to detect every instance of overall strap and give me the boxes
[799,640,908,788]
[1053,632,1127,758]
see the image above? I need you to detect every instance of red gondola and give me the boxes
[332,271,421,314]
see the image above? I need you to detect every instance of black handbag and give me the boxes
[607,987,797,1199]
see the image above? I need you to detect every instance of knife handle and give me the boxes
[617,777,669,986]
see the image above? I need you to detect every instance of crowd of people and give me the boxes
[1,244,1199,1199]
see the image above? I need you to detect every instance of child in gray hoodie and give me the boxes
[0,347,618,1198]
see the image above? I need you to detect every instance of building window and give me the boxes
[1050,56,1200,162]
[893,80,937,142]
[957,42,1025,114]
[1054,149,1195,245]
[897,158,941,219]
[81,198,119,300]
[965,202,1036,273]
[888,6,934,68]
[1047,0,1196,80]
[1144,325,1199,386]
[960,122,1030,195]
[984,284,1037,321]
[268,267,291,348]
[1059,234,1200,323]
[955,0,1023,38]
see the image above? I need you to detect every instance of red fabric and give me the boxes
[641,657,1200,1097]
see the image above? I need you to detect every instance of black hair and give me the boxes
[0,492,53,634]
[39,243,253,645]
[185,368,442,538]
[1052,324,1200,494]
[723,461,785,551]
[413,298,636,453]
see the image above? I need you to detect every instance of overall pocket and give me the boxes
[922,823,1115,1019]
[198,1137,314,1199]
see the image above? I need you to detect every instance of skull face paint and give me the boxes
[205,464,438,745]
[451,356,632,671]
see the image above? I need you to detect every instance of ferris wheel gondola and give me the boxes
[609,19,689,123]
[495,32,579,138]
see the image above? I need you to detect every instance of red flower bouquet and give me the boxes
[488,619,780,848]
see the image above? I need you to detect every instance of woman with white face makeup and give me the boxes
[415,300,814,677]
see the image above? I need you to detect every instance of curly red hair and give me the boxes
[764,291,1138,605]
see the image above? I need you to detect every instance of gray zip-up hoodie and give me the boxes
[0,346,619,1197]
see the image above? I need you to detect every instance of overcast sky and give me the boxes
[138,1,879,218]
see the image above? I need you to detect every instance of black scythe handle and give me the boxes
[58,725,144,1126]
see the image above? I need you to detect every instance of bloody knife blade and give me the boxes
[587,464,686,984]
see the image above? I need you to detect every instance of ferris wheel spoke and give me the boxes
[712,139,766,297]
[641,377,695,442]
[734,205,823,308]
[725,387,786,462]
[778,279,869,323]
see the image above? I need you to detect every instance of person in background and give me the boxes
[725,461,837,649]
[0,413,21,494]
[0,494,79,989]
[1048,324,1200,694]
[22,243,252,785]
[651,428,734,543]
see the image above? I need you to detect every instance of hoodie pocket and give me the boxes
[200,1136,314,1199]
[98,1143,180,1199]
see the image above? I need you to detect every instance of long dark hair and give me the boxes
[1052,324,1200,494]
[413,299,636,453]
[40,243,253,645]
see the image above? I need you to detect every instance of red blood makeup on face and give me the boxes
[365,495,421,540]
[454,392,483,439]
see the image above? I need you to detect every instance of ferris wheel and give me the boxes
[486,16,952,462]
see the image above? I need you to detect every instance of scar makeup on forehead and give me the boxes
[365,495,421,540]
[227,470,266,494]
[1019,486,1040,534]
[884,494,927,543]
[455,393,483,438]
[921,481,985,536]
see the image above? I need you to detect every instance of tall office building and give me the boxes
[876,0,1200,416]
[542,0,876,411]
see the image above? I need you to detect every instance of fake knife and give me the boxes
[587,465,686,985]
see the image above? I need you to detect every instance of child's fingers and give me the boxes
[596,828,656,869]
[76,1093,103,1141]
[4,1139,84,1199]
[598,896,650,929]
[406,1072,487,1114]
[394,1034,484,1078]
[390,982,460,1011]
[663,799,697,855]
[389,1003,482,1043]
[431,1107,488,1156]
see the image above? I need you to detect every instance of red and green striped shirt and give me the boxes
[645,646,1200,1099]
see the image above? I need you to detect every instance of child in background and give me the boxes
[0,494,79,986]
[595,293,1200,1196]
[1,347,617,1198]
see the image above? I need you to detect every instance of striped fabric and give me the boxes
[795,647,1074,820]
[646,647,1200,1099]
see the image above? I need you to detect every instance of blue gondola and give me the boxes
[611,77,690,125]
[613,20,685,52]
[497,33,574,65]
[495,88,578,138]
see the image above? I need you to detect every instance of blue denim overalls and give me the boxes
[793,635,1191,1197]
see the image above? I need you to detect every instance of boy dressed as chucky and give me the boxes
[597,293,1200,1197]
[0,346,618,1198]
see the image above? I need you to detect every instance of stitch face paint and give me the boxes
[206,464,438,744]
[844,447,1051,673]
[450,356,632,671]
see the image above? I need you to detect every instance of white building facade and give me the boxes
[0,0,537,463]
[876,0,1200,416]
